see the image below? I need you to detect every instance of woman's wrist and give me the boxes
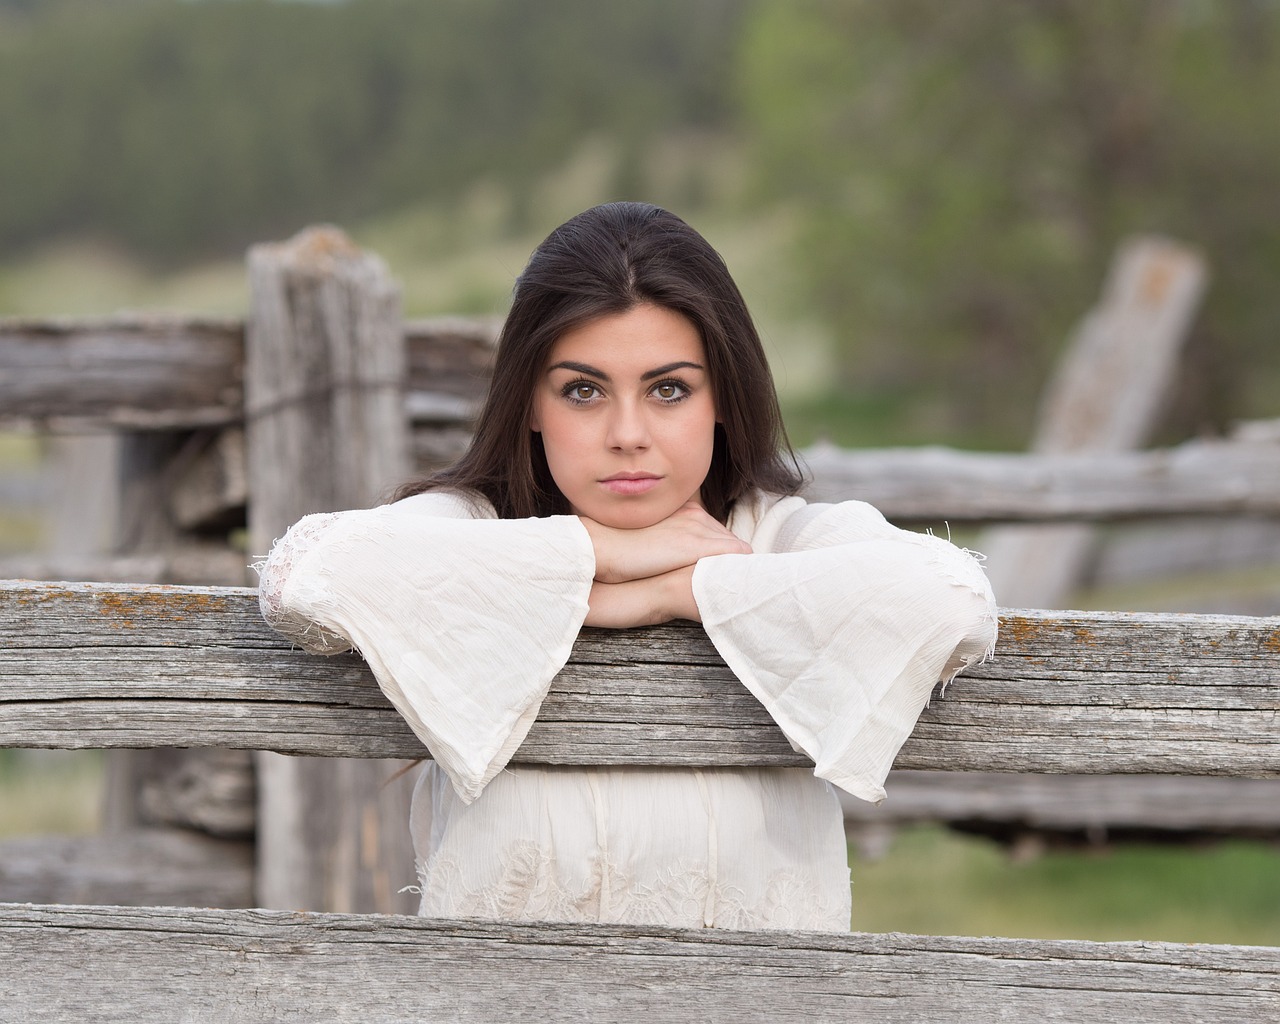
[578,516,625,583]
[584,564,700,628]
[658,563,700,622]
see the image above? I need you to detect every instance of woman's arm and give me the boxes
[585,564,700,628]
[691,499,998,804]
[256,497,597,803]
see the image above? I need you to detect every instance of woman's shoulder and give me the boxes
[391,487,498,520]
[726,491,802,544]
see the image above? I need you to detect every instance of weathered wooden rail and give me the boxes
[0,313,493,432]
[3,580,1278,776]
[2,578,1278,1021]
[4,904,1277,1023]
[802,437,1280,522]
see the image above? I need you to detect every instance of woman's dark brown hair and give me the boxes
[397,202,802,521]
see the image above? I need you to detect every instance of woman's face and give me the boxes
[530,303,717,530]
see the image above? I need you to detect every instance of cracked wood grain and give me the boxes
[2,580,1276,776]
[0,903,1275,1023]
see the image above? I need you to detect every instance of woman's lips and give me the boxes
[600,474,661,495]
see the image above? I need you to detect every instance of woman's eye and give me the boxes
[563,381,600,403]
[652,381,688,401]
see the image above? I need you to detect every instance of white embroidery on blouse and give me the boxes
[415,841,846,932]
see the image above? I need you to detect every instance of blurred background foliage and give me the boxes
[739,0,1280,443]
[0,0,739,257]
[2,0,1278,447]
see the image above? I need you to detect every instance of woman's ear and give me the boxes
[529,405,542,433]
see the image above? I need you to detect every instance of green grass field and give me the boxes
[850,825,1280,945]
[0,752,101,838]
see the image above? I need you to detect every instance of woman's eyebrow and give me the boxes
[545,360,705,382]
[547,360,608,381]
[641,361,704,381]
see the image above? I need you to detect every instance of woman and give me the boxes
[258,202,996,931]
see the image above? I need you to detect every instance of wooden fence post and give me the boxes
[245,225,418,913]
[979,236,1207,607]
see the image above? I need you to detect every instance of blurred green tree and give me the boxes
[739,0,1280,444]
[0,0,743,260]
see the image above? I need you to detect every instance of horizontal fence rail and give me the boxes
[1,904,1276,1024]
[0,314,495,431]
[2,580,1277,776]
[802,438,1280,521]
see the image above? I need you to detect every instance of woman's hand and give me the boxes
[580,503,751,628]
[581,502,751,585]
[585,565,701,628]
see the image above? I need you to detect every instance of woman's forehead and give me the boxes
[544,304,706,375]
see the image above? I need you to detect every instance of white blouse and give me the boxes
[257,489,996,931]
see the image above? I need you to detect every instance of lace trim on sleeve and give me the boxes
[253,512,353,655]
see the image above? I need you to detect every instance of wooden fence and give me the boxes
[2,226,1279,1019]
[2,579,1278,1020]
[3,233,1276,870]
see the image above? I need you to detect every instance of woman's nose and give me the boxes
[606,401,650,451]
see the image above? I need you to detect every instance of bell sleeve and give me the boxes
[692,497,997,804]
[255,491,595,804]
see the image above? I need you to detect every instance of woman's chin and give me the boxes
[598,511,668,531]
[576,500,673,532]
